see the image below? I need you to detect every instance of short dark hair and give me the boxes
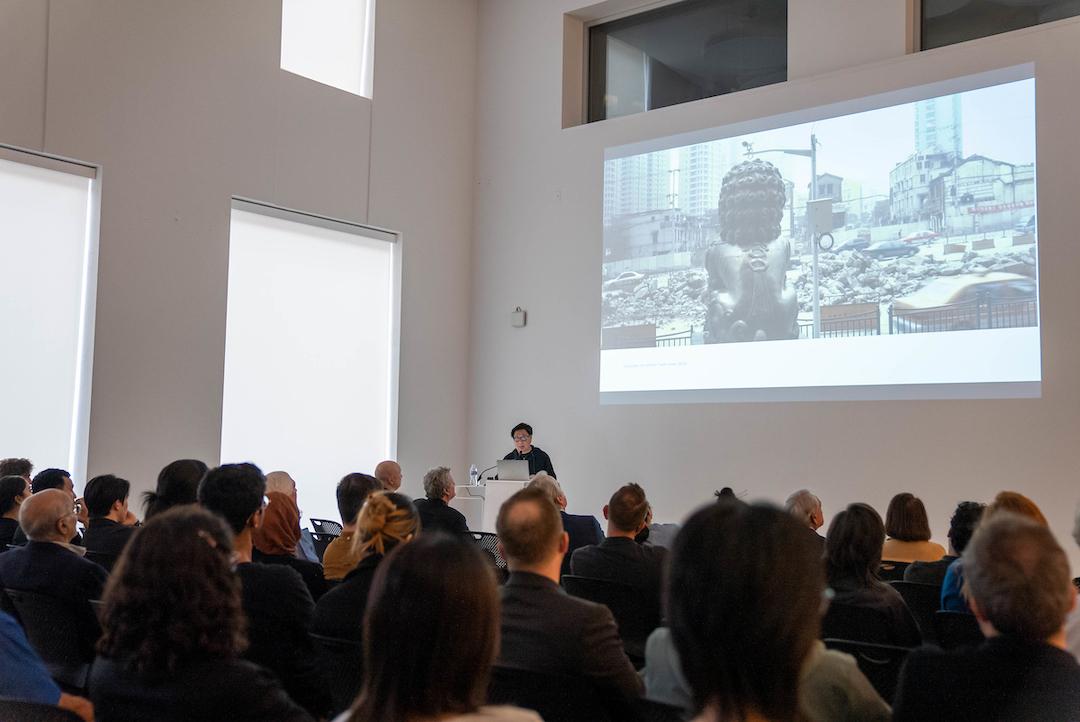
[608,483,649,532]
[669,501,823,721]
[349,534,498,722]
[84,475,131,518]
[198,463,266,535]
[143,459,207,519]
[31,468,70,494]
[947,501,986,555]
[337,473,382,525]
[510,422,533,438]
[0,458,33,479]
[826,503,885,588]
[496,487,562,566]
[884,492,932,542]
[0,475,28,516]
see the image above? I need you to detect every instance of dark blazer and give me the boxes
[570,536,667,603]
[251,548,327,601]
[414,497,469,535]
[560,511,604,577]
[498,571,642,700]
[823,577,921,647]
[893,635,1080,721]
[903,554,957,587]
[0,518,19,549]
[311,553,383,642]
[83,518,137,569]
[0,540,107,658]
[237,561,330,719]
[90,655,313,722]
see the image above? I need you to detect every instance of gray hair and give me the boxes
[527,473,563,506]
[422,466,454,500]
[785,489,821,526]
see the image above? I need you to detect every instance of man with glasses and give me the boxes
[503,422,556,478]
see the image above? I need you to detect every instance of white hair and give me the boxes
[785,489,821,526]
[422,466,454,499]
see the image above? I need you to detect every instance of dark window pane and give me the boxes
[587,0,787,123]
[922,0,1080,50]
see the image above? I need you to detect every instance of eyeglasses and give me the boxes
[513,435,531,442]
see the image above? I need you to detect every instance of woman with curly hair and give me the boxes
[89,505,312,722]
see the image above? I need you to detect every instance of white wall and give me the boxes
[471,0,1080,571]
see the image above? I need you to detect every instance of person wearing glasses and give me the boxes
[502,422,556,478]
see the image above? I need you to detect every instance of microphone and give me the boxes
[477,464,499,481]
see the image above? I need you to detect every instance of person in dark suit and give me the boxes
[893,513,1080,721]
[90,505,312,722]
[198,463,330,720]
[495,487,642,700]
[570,483,666,605]
[12,467,86,546]
[904,500,984,587]
[785,489,826,555]
[82,474,139,571]
[503,422,556,478]
[0,489,107,659]
[413,466,468,534]
[526,473,603,578]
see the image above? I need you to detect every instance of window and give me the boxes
[280,0,376,97]
[587,0,787,122]
[922,0,1080,50]
[221,201,399,522]
[0,148,99,479]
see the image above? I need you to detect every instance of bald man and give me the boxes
[0,489,108,658]
[374,460,402,492]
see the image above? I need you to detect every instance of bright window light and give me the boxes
[280,0,376,98]
[222,203,398,523]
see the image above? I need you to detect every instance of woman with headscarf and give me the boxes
[253,486,327,601]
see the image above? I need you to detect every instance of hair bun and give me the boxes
[358,492,394,534]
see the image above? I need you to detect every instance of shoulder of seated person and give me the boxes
[242,560,307,585]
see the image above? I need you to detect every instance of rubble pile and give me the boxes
[602,269,707,329]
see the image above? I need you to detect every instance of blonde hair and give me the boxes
[351,491,419,558]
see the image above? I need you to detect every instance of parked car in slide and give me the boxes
[836,237,871,252]
[891,272,1037,333]
[863,241,919,259]
[900,230,941,244]
[603,271,645,291]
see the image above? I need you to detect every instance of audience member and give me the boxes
[502,422,556,478]
[527,472,603,577]
[893,513,1080,720]
[323,472,384,580]
[0,457,33,481]
[0,609,94,721]
[90,506,313,722]
[82,474,139,570]
[1067,502,1080,663]
[313,491,418,641]
[660,500,889,722]
[373,460,402,492]
[142,458,207,519]
[15,467,86,545]
[941,491,1047,613]
[823,503,920,647]
[252,473,327,600]
[0,474,31,547]
[905,501,984,587]
[340,533,540,722]
[570,483,666,603]
[414,466,468,534]
[785,489,826,553]
[0,489,107,659]
[495,487,641,699]
[881,492,947,563]
[198,463,330,719]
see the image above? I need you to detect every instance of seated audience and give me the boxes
[0,489,107,659]
[313,491,418,641]
[142,458,207,519]
[785,489,826,553]
[658,500,890,722]
[0,609,94,721]
[82,474,139,569]
[905,501,984,587]
[323,472,384,581]
[881,492,946,563]
[374,460,403,492]
[527,472,603,577]
[570,483,666,604]
[13,467,85,545]
[823,503,920,647]
[252,470,327,600]
[414,466,468,534]
[942,491,1047,613]
[495,487,641,699]
[0,457,33,482]
[0,474,31,547]
[340,533,539,722]
[893,513,1080,720]
[198,463,330,719]
[90,506,312,721]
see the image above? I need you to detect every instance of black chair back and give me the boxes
[933,610,984,650]
[3,588,96,691]
[464,532,508,583]
[310,518,343,536]
[0,698,85,721]
[889,580,941,644]
[84,550,118,572]
[878,561,910,581]
[561,575,661,664]
[821,599,916,648]
[309,532,337,563]
[488,665,638,722]
[310,633,364,716]
[823,638,911,704]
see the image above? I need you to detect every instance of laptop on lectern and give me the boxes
[496,459,530,481]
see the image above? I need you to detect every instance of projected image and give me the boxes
[601,79,1037,352]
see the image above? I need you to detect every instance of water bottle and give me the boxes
[469,464,479,486]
